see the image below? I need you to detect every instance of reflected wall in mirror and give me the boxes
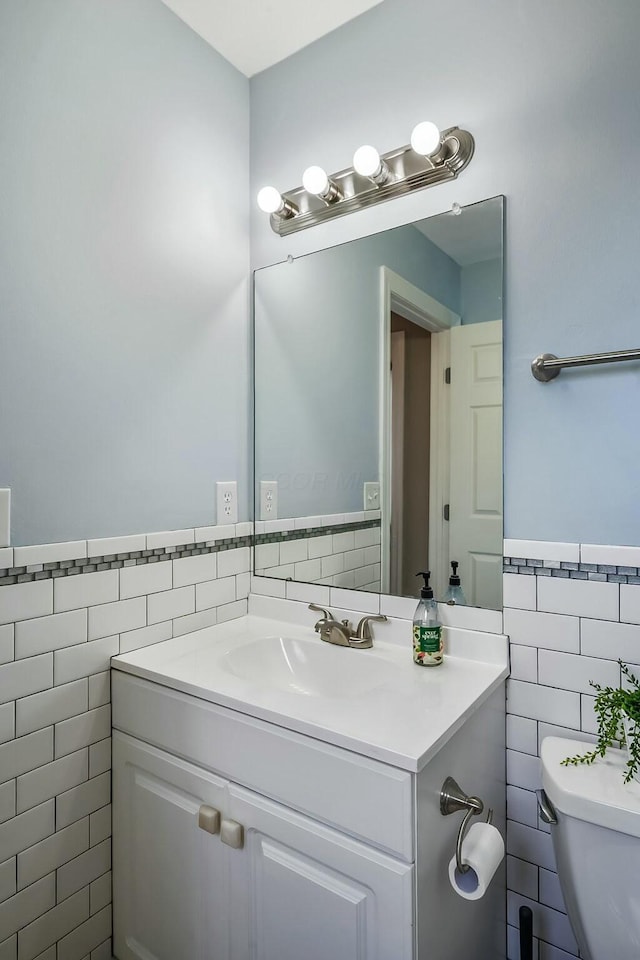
[254,197,504,610]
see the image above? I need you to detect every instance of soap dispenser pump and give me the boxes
[444,561,467,606]
[413,571,443,667]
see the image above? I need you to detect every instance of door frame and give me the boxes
[379,267,460,595]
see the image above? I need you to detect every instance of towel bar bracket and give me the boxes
[531,348,640,382]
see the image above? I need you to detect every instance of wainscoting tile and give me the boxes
[508,680,580,727]
[146,529,195,550]
[0,626,12,666]
[537,576,619,621]
[15,611,87,660]
[504,608,579,653]
[54,707,111,759]
[119,563,171,601]
[87,598,146,641]
[620,584,640,625]
[86,535,146,557]
[119,622,171,655]
[0,656,53,706]
[17,819,89,891]
[504,540,580,563]
[172,554,217,589]
[580,544,640,567]
[0,581,53,626]
[56,774,110,830]
[16,750,88,813]
[507,715,538,756]
[54,573,118,614]
[538,650,620,695]
[147,587,195,625]
[13,542,87,568]
[581,616,640,664]
[504,574,537,611]
[54,638,118,687]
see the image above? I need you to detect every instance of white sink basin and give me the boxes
[112,613,509,769]
[221,634,397,698]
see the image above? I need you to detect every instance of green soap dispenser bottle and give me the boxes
[413,571,443,667]
[444,561,467,605]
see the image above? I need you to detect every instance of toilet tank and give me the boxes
[541,737,640,960]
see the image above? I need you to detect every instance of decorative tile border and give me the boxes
[0,536,252,587]
[254,517,380,547]
[0,519,382,586]
[503,557,640,584]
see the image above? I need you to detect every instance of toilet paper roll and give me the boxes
[448,821,504,901]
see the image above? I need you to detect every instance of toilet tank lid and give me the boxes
[541,737,640,838]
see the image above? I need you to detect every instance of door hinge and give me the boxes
[445,367,451,384]
[443,504,450,521]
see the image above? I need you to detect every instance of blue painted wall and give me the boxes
[461,259,502,326]
[0,0,250,544]
[250,0,640,546]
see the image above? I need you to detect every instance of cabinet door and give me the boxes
[113,732,229,960]
[228,784,414,960]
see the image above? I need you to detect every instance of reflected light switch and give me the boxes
[363,482,380,511]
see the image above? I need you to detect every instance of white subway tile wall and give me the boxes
[254,520,382,592]
[0,525,251,958]
[504,539,640,960]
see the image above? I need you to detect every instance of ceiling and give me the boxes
[414,200,503,266]
[160,0,384,77]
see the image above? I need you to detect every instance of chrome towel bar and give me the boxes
[531,347,640,382]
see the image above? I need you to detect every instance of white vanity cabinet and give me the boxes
[114,735,230,960]
[111,627,506,960]
[114,731,413,960]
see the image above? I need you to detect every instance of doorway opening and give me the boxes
[379,267,457,599]
[390,314,432,597]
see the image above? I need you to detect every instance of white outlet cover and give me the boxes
[216,481,238,524]
[363,482,380,511]
[0,489,10,547]
[259,481,278,521]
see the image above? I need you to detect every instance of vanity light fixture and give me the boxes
[258,120,474,236]
[301,165,343,203]
[256,186,298,219]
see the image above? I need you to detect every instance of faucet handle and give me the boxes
[355,614,388,641]
[309,603,335,631]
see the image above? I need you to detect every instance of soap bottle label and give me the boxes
[413,625,442,665]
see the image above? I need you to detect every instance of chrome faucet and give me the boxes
[308,604,387,649]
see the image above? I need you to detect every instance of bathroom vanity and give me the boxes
[111,611,507,960]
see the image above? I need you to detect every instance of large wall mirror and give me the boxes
[254,196,504,610]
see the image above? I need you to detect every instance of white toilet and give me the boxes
[540,736,640,960]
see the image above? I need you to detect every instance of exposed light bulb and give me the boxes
[353,145,382,178]
[257,186,298,219]
[257,186,285,214]
[353,144,391,185]
[302,165,330,197]
[410,121,442,157]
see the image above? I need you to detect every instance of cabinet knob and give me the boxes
[197,805,221,835]
[220,818,244,849]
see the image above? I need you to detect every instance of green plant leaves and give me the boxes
[561,660,640,783]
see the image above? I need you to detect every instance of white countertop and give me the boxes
[112,614,508,771]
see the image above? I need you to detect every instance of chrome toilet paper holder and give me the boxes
[440,776,494,874]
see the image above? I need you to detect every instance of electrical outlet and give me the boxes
[259,480,278,521]
[216,481,238,524]
[363,482,380,512]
